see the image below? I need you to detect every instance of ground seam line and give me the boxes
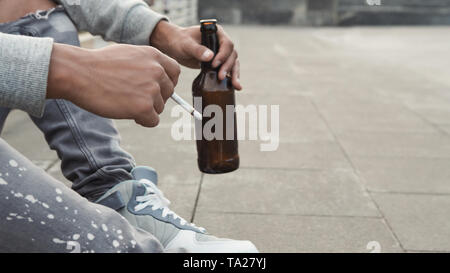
[310,99,406,252]
[190,172,204,223]
[45,159,59,172]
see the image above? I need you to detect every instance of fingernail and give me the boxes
[222,71,227,79]
[202,50,213,60]
[213,60,222,67]
[236,79,242,89]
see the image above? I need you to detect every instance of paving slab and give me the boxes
[237,93,335,143]
[437,124,450,136]
[1,110,58,162]
[336,131,450,158]
[407,106,450,126]
[317,103,438,134]
[0,109,28,135]
[352,156,450,194]
[372,193,450,252]
[114,119,201,185]
[194,212,402,253]
[198,168,379,217]
[46,161,71,188]
[239,140,352,170]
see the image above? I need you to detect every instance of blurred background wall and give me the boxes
[146,0,198,26]
[196,0,450,26]
[82,0,450,46]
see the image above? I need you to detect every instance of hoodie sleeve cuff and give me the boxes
[120,4,168,45]
[0,34,53,117]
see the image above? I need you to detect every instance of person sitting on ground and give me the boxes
[0,0,256,253]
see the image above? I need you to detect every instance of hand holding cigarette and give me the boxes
[47,43,181,128]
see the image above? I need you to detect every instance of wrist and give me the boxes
[47,43,89,101]
[149,20,181,54]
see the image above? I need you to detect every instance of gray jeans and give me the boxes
[0,7,163,252]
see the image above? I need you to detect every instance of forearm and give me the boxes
[1,31,180,128]
[0,33,53,117]
[0,32,91,117]
[54,0,167,45]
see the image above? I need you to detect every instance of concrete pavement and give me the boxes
[3,26,450,252]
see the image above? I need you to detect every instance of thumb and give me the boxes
[185,41,214,62]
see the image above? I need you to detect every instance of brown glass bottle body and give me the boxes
[192,20,239,174]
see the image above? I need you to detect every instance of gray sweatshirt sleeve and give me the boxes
[0,0,166,118]
[0,33,53,117]
[55,0,167,45]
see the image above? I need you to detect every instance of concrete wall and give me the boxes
[338,0,450,25]
[197,0,450,26]
[198,0,311,25]
[148,0,198,26]
[197,0,339,26]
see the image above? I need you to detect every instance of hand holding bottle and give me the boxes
[150,20,242,90]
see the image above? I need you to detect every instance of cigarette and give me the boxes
[171,93,202,121]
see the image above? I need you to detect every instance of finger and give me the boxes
[184,41,214,62]
[212,27,234,68]
[135,108,160,128]
[159,73,175,102]
[231,59,242,91]
[218,50,237,81]
[153,92,165,114]
[157,53,181,86]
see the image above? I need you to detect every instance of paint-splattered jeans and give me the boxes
[0,7,163,252]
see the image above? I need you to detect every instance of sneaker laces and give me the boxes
[134,179,206,232]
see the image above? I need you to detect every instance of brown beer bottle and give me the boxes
[192,19,239,174]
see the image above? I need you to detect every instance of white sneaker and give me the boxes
[96,166,258,253]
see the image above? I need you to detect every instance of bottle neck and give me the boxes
[201,31,219,72]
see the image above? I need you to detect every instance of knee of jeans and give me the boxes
[35,9,81,46]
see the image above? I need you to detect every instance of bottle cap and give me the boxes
[200,19,217,25]
[200,19,218,32]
